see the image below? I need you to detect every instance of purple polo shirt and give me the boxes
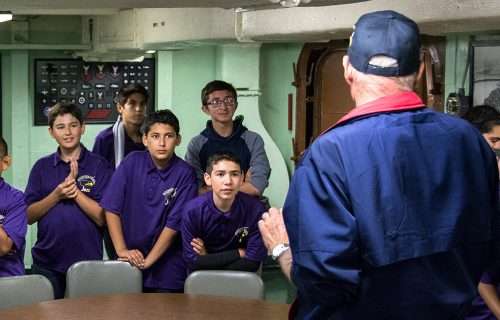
[0,178,27,277]
[100,151,197,290]
[25,146,112,273]
[92,126,145,168]
[466,271,500,320]
[182,191,267,270]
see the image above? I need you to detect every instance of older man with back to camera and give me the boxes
[259,10,499,320]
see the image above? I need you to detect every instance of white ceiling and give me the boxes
[1,0,368,15]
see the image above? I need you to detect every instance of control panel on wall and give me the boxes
[34,58,155,126]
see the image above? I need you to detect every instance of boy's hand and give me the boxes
[117,249,145,268]
[191,238,207,256]
[55,178,78,200]
[69,158,78,180]
[245,169,252,183]
[238,248,246,258]
[140,257,153,270]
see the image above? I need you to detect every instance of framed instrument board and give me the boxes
[34,58,155,125]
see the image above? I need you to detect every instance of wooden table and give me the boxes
[0,293,289,319]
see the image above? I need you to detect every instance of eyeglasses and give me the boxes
[206,97,236,108]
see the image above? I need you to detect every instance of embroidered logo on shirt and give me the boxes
[77,175,96,193]
[234,227,249,243]
[163,187,177,206]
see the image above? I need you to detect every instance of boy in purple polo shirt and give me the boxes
[0,137,27,277]
[182,153,267,272]
[101,109,197,293]
[92,84,148,259]
[92,84,148,168]
[25,103,112,298]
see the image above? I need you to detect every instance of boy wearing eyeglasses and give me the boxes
[185,80,270,197]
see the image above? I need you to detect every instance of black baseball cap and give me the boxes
[347,10,421,77]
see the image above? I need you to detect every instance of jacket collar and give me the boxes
[203,115,247,141]
[329,91,425,132]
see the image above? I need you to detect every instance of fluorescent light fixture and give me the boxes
[145,50,156,54]
[280,0,301,7]
[268,0,311,7]
[0,11,13,23]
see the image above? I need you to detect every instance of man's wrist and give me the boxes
[271,243,290,261]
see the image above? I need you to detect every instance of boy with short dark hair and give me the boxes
[0,136,27,277]
[101,109,197,293]
[25,103,112,298]
[185,80,270,196]
[92,84,149,259]
[93,83,149,168]
[182,152,267,272]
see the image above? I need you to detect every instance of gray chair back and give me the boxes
[0,274,54,309]
[66,260,142,298]
[184,270,264,299]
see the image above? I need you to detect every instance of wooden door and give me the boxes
[292,37,446,165]
[313,48,354,136]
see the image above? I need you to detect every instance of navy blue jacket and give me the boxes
[284,92,500,319]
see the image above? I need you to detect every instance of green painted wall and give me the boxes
[444,34,471,106]
[260,43,302,174]
[1,52,13,183]
[167,46,218,157]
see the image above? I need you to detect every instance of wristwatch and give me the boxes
[271,243,290,260]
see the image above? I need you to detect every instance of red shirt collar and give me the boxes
[326,91,425,133]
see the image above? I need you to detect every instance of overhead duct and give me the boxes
[238,0,369,10]
[235,0,500,42]
[71,0,370,57]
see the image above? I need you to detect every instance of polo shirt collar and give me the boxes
[52,144,88,169]
[146,152,179,179]
[0,177,4,189]
[326,91,425,133]
[208,191,239,218]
